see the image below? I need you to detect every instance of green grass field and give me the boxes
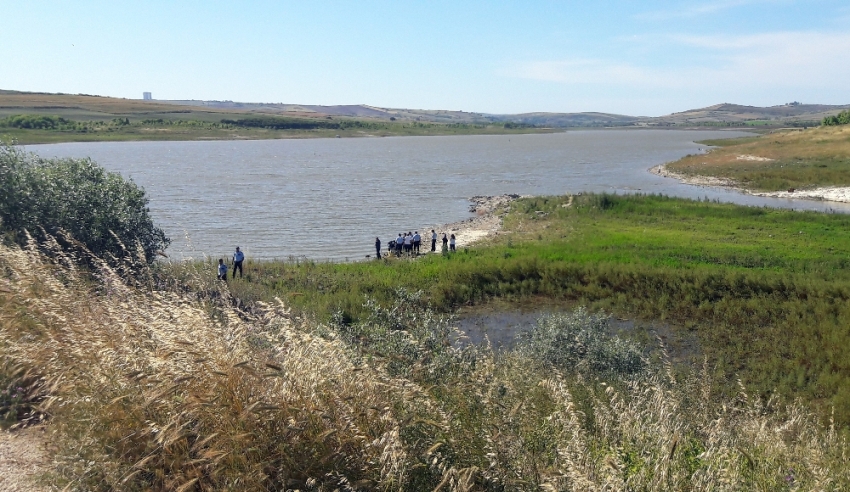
[197,194,850,425]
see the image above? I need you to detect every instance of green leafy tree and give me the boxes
[0,141,169,264]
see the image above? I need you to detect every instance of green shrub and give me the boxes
[822,109,850,126]
[0,114,75,130]
[221,116,340,130]
[517,308,647,376]
[0,142,169,264]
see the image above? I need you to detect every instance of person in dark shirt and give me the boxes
[375,237,381,259]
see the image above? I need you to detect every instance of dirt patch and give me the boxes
[736,154,773,162]
[650,164,738,188]
[0,426,51,492]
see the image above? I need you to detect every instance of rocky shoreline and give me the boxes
[426,194,522,249]
[650,164,850,204]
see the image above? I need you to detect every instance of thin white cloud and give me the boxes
[508,31,850,92]
[636,0,787,20]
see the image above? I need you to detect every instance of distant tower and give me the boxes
[143,92,152,100]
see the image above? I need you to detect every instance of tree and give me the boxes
[0,141,169,265]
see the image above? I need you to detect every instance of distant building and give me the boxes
[143,92,152,100]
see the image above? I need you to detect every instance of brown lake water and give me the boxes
[27,130,850,261]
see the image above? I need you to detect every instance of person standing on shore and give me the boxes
[431,230,437,252]
[404,232,413,256]
[441,233,448,254]
[396,234,404,256]
[375,237,381,259]
[413,231,421,254]
[217,259,228,281]
[232,246,245,279]
[450,234,456,252]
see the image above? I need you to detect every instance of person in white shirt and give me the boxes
[449,234,456,252]
[232,246,245,279]
[404,232,413,255]
[431,230,437,252]
[413,231,421,254]
[396,234,404,256]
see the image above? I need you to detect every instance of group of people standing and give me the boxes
[217,246,245,281]
[216,231,460,280]
[375,229,455,259]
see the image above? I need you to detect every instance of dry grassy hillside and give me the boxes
[667,125,850,191]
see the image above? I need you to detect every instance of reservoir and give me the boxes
[26,130,850,261]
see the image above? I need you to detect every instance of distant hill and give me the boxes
[486,112,640,127]
[166,98,847,127]
[161,99,639,127]
[644,102,850,127]
[2,90,849,128]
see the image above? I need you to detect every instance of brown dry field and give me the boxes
[0,91,325,120]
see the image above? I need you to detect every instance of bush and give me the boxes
[221,116,340,130]
[0,114,74,130]
[0,142,169,264]
[517,309,647,376]
[822,109,850,126]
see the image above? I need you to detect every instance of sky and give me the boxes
[1,1,848,116]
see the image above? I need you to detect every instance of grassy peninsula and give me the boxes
[665,123,850,192]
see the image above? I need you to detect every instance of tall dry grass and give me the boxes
[0,239,439,490]
[1,237,849,490]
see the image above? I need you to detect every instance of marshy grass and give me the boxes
[219,193,850,427]
[2,235,850,490]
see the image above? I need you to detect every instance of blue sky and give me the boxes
[2,1,848,116]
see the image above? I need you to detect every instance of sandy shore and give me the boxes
[650,164,850,203]
[423,194,522,250]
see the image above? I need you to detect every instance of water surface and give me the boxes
[29,130,850,261]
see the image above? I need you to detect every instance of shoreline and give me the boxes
[9,126,756,147]
[650,164,850,204]
[400,194,522,255]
